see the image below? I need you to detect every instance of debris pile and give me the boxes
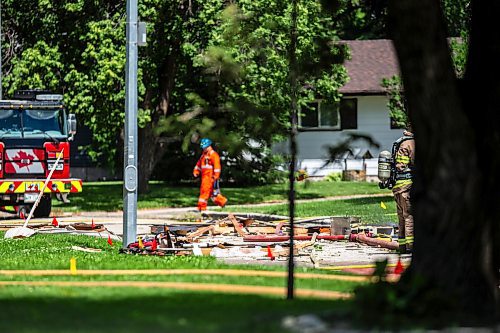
[1,221,121,241]
[120,213,400,266]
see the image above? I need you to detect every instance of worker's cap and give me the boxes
[200,138,212,149]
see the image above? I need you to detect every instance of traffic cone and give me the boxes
[394,257,404,275]
[52,217,59,227]
[107,234,113,246]
[267,245,275,261]
[152,237,158,251]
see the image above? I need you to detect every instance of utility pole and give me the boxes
[123,0,139,247]
[0,0,3,100]
[287,0,298,300]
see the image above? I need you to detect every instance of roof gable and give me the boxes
[339,39,399,95]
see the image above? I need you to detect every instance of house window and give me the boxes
[300,98,357,130]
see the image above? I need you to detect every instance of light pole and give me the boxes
[123,0,139,247]
[1,0,3,99]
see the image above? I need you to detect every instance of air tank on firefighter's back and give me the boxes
[378,150,392,182]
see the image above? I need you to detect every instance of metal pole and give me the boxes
[123,0,138,247]
[287,0,298,300]
[0,0,3,100]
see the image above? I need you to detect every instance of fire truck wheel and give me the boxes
[34,195,52,218]
[17,206,28,219]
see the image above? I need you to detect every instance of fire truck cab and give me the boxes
[0,90,83,218]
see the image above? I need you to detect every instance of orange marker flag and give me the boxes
[107,234,113,246]
[91,218,95,229]
[52,217,59,227]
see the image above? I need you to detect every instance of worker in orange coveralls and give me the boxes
[193,138,228,212]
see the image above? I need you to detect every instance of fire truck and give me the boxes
[0,90,82,218]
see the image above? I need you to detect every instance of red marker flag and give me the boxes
[394,258,404,275]
[107,234,113,246]
[152,238,158,251]
[19,210,25,220]
[52,217,59,227]
[91,219,95,229]
[267,245,275,261]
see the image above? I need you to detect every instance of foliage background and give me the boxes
[0,0,347,187]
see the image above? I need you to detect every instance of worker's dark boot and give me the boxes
[398,244,407,254]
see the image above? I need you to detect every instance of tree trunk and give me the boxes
[464,0,500,312]
[137,2,184,194]
[388,0,497,320]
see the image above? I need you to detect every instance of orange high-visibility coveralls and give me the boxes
[193,147,228,211]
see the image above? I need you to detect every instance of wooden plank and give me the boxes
[228,214,247,237]
[186,225,215,240]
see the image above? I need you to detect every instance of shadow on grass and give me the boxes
[55,182,326,212]
[0,290,344,333]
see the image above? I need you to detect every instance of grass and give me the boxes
[0,233,365,292]
[228,195,397,224]
[0,232,361,332]
[0,181,393,332]
[0,287,349,333]
[53,180,384,212]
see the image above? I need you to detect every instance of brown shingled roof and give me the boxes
[339,39,400,95]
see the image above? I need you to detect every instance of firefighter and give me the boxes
[193,138,228,212]
[392,126,415,254]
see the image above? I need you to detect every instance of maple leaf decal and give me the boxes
[14,151,36,170]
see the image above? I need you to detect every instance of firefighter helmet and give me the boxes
[200,138,212,149]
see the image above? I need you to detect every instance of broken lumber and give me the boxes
[228,214,248,237]
[186,225,215,240]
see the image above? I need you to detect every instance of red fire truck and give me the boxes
[0,90,82,218]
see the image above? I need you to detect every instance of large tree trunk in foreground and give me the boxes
[388,0,498,320]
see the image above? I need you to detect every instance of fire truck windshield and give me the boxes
[0,109,65,139]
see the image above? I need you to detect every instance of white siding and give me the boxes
[274,95,404,177]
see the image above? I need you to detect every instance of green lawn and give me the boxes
[231,195,397,224]
[0,233,365,292]
[2,182,394,333]
[54,180,385,212]
[0,232,361,332]
[0,287,349,333]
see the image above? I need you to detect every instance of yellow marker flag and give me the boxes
[70,257,77,275]
[138,237,144,249]
[380,201,387,210]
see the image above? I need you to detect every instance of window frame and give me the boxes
[299,99,341,130]
[299,98,358,131]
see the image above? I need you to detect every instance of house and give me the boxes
[289,39,405,179]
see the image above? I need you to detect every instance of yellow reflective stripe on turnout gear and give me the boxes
[398,238,407,245]
[393,179,412,189]
[396,156,410,163]
[406,236,414,244]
